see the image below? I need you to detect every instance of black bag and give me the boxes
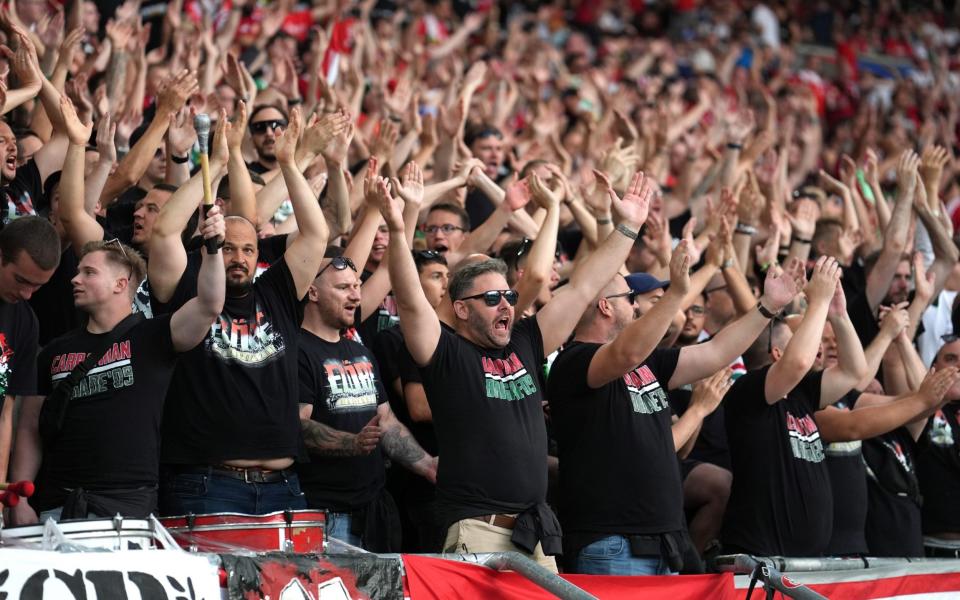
[38,314,143,443]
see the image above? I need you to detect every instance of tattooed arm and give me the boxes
[377,403,437,483]
[299,404,383,457]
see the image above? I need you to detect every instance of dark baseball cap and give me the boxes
[625,273,669,295]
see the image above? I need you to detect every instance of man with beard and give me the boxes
[147,108,341,515]
[297,246,436,551]
[379,169,652,570]
[246,105,288,175]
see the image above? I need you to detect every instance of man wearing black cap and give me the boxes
[623,272,687,346]
[547,251,801,575]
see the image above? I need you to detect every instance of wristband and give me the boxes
[727,142,743,151]
[616,223,639,241]
[757,301,780,319]
[721,258,735,270]
[792,236,812,244]
[735,223,757,236]
[171,154,190,164]
[596,217,612,225]
[288,97,303,106]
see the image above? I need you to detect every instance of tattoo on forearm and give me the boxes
[382,425,426,468]
[300,420,359,456]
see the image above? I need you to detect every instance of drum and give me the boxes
[1,516,161,551]
[159,510,326,554]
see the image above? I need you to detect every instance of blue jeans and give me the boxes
[325,512,363,548]
[573,535,678,576]
[159,469,306,516]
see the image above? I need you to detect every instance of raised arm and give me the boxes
[588,242,690,387]
[672,369,731,453]
[149,114,228,302]
[276,107,331,299]
[57,96,103,250]
[536,170,652,356]
[670,258,801,389]
[85,115,117,214]
[764,257,838,404]
[867,151,918,310]
[514,174,560,315]
[377,177,441,367]
[169,206,226,351]
[224,101,256,223]
[913,173,960,298]
[860,304,909,390]
[819,282,869,407]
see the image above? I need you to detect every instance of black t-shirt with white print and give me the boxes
[32,314,177,511]
[296,331,387,512]
[916,401,960,534]
[0,299,39,412]
[722,365,832,556]
[0,160,45,226]
[823,391,868,556]
[547,344,683,556]
[863,427,923,556]
[420,317,548,528]
[160,258,305,464]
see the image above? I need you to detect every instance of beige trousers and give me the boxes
[442,517,559,573]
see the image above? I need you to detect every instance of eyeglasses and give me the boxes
[423,224,465,235]
[604,291,638,303]
[104,238,127,259]
[941,333,960,344]
[249,119,287,134]
[686,305,705,315]
[317,256,357,277]
[458,289,519,306]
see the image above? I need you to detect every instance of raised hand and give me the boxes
[878,302,909,338]
[200,203,225,245]
[59,96,92,145]
[528,172,560,210]
[805,256,842,305]
[680,217,702,264]
[786,197,820,240]
[225,100,248,150]
[157,70,199,114]
[827,275,848,319]
[669,239,692,296]
[755,223,781,268]
[166,106,196,157]
[913,252,936,304]
[690,369,734,417]
[896,149,920,198]
[597,169,652,230]
[503,175,532,211]
[375,177,404,233]
[96,114,118,164]
[390,161,424,207]
[760,258,801,314]
[314,111,353,163]
[920,145,951,204]
[275,105,302,167]
[209,108,228,166]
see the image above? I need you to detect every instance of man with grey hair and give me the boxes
[375,170,653,570]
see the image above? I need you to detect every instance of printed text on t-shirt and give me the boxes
[785,411,824,463]
[623,366,669,414]
[482,353,537,402]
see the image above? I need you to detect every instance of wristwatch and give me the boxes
[757,301,780,319]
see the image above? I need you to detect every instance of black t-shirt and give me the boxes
[30,247,81,346]
[823,391,868,556]
[668,387,730,470]
[864,428,923,556]
[548,344,683,555]
[33,314,176,511]
[0,160,45,226]
[917,402,960,534]
[722,365,833,556]
[160,258,306,464]
[0,299,39,403]
[420,317,548,527]
[296,331,387,511]
[842,262,880,350]
[247,160,271,175]
[357,272,399,347]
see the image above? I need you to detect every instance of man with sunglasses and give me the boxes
[377,170,653,571]
[547,247,801,574]
[246,105,288,176]
[297,247,437,551]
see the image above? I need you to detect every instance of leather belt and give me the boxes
[471,514,517,529]
[174,464,291,484]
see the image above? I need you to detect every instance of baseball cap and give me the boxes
[625,273,669,295]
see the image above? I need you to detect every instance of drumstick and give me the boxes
[193,113,217,255]
[0,481,34,496]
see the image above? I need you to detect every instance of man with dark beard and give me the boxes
[146,108,343,515]
[246,105,288,175]
[296,246,436,551]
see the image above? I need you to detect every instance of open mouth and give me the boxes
[434,244,448,254]
[5,155,16,171]
[494,316,509,331]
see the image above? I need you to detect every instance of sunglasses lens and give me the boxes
[484,292,501,306]
[504,290,519,306]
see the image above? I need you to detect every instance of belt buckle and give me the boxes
[243,468,253,484]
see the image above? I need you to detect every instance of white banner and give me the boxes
[0,549,221,600]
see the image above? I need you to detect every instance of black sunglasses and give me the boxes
[459,289,519,306]
[415,249,443,259]
[604,291,638,303]
[250,119,288,134]
[942,333,960,344]
[317,256,357,277]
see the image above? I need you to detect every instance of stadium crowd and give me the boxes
[0,0,959,577]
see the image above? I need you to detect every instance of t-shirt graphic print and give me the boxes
[623,365,670,415]
[49,340,133,398]
[786,410,825,463]
[482,353,537,402]
[207,302,285,366]
[323,355,378,412]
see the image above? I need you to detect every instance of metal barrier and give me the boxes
[423,552,598,600]
[714,554,828,600]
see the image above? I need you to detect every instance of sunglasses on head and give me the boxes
[317,256,357,277]
[249,119,288,134]
[414,250,443,259]
[459,289,519,306]
[942,333,960,344]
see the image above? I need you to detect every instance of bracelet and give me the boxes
[760,260,778,272]
[757,301,780,319]
[735,223,757,236]
[727,142,743,150]
[171,154,189,164]
[616,223,639,241]
[721,258,735,270]
[596,217,612,225]
[792,236,812,244]
[288,97,302,106]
